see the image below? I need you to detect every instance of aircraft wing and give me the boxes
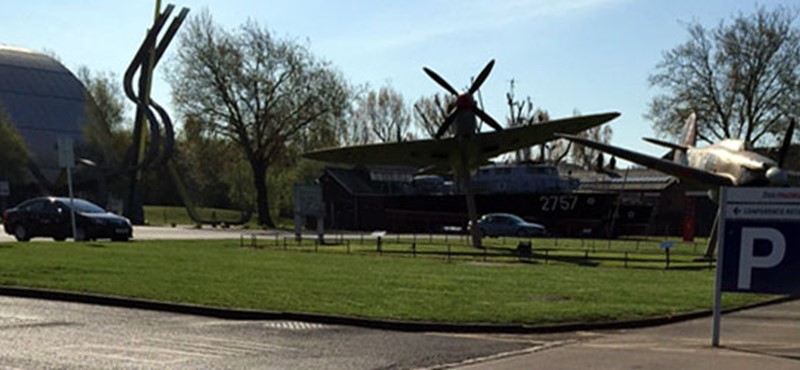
[472,112,620,160]
[303,138,459,167]
[303,112,620,168]
[557,134,736,187]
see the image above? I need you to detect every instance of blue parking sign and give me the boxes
[719,188,800,294]
[721,221,799,294]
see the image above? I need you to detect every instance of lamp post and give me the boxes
[58,136,99,242]
[57,136,78,241]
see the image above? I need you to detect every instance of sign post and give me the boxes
[293,185,324,244]
[712,187,800,346]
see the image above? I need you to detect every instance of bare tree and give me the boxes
[339,85,371,146]
[169,12,350,227]
[353,84,411,143]
[570,109,614,169]
[504,80,569,163]
[648,6,800,146]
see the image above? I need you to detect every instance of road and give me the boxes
[0,225,287,243]
[0,224,466,243]
[0,296,551,369]
[3,296,798,369]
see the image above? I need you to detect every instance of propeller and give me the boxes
[474,107,504,131]
[423,60,503,139]
[422,67,459,96]
[468,59,494,95]
[434,112,458,139]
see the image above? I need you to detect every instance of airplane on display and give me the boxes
[558,113,798,188]
[303,60,620,248]
[557,113,798,257]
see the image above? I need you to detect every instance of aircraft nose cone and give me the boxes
[766,167,789,185]
[456,94,475,109]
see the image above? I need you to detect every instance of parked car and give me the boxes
[471,213,547,238]
[2,197,132,242]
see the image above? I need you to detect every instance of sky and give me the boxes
[0,0,796,162]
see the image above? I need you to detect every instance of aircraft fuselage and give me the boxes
[687,139,776,186]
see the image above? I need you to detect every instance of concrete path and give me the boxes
[457,298,800,369]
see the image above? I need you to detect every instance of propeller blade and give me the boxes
[435,111,458,139]
[468,59,495,95]
[423,67,459,96]
[778,118,795,168]
[474,107,503,132]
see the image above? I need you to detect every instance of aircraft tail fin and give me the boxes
[683,112,697,148]
[669,112,697,165]
[643,138,689,152]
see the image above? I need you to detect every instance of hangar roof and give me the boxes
[0,45,88,183]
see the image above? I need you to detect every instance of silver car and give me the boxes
[473,213,546,238]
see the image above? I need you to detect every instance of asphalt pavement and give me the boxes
[0,225,287,242]
[0,295,542,369]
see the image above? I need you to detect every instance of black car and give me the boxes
[2,197,132,242]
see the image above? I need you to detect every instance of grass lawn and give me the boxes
[0,239,767,325]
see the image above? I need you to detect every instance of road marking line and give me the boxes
[418,340,577,370]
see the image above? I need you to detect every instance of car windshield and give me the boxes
[62,199,106,214]
[507,215,525,224]
[492,214,524,224]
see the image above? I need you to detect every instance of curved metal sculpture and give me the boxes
[122,3,250,226]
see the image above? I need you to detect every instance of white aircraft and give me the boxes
[558,113,798,258]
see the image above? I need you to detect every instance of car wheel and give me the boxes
[516,229,531,238]
[111,236,129,242]
[13,225,30,242]
[74,227,88,242]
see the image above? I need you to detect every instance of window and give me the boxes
[21,200,45,212]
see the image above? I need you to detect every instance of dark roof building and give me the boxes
[0,45,89,184]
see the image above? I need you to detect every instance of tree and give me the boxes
[352,84,411,143]
[412,93,454,138]
[170,12,350,227]
[339,85,371,146]
[175,114,236,208]
[504,80,570,164]
[570,109,613,169]
[648,6,800,146]
[77,67,129,167]
[0,104,29,181]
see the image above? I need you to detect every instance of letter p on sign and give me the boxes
[738,227,786,290]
